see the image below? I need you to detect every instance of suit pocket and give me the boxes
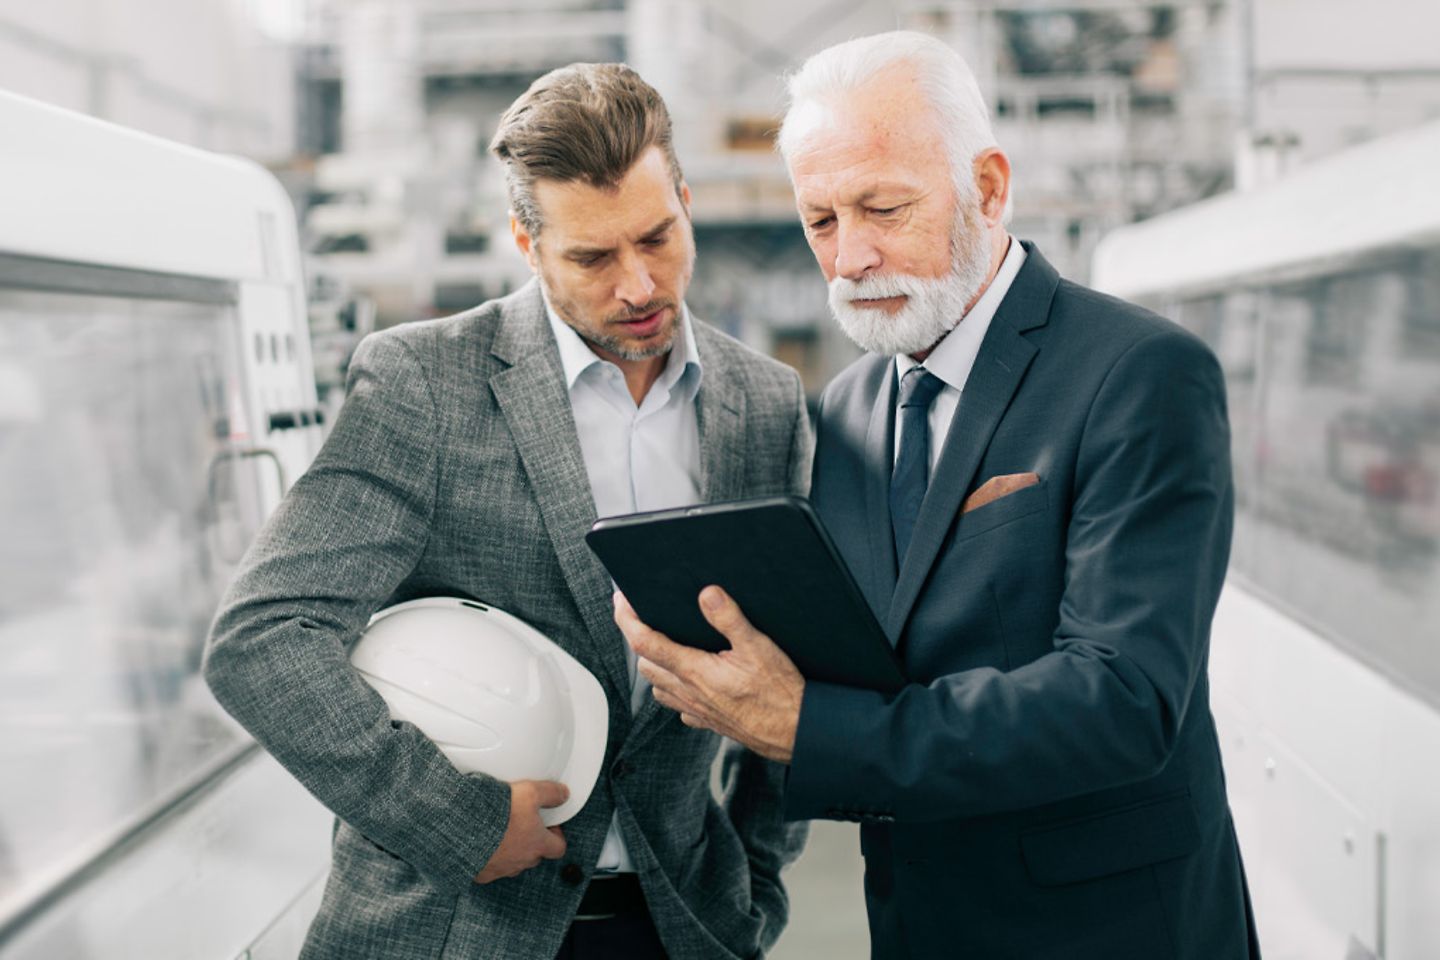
[952,477,1048,544]
[304,822,460,960]
[1020,790,1200,887]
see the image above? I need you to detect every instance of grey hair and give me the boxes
[777,31,1008,219]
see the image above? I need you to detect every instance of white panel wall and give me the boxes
[1255,0,1440,70]
[1248,0,1440,168]
[0,0,296,161]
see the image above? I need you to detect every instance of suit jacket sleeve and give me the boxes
[786,328,1233,822]
[203,331,510,892]
[722,371,814,950]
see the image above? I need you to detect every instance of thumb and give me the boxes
[698,585,757,647]
[530,779,571,810]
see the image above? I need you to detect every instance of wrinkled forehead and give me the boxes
[787,72,950,169]
[785,99,953,204]
[786,62,940,151]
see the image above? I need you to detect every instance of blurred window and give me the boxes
[444,231,489,256]
[1168,248,1440,707]
[0,287,266,919]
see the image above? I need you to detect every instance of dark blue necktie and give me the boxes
[890,367,945,568]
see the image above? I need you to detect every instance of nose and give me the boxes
[833,219,882,281]
[614,250,657,307]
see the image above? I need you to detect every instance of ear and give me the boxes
[510,215,540,273]
[973,149,1012,227]
[680,181,693,220]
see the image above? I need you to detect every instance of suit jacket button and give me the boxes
[560,863,585,886]
[612,758,631,780]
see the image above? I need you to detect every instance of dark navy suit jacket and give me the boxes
[786,244,1260,959]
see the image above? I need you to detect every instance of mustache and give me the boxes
[607,299,675,324]
[829,273,930,301]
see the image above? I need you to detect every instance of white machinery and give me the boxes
[1093,120,1440,960]
[0,90,333,958]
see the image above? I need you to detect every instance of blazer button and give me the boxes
[560,863,585,886]
[612,758,631,780]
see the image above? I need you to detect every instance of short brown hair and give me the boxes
[489,62,685,236]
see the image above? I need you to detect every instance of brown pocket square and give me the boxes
[962,472,1040,514]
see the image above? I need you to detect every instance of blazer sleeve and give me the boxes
[785,328,1234,822]
[203,331,510,892]
[720,368,813,949]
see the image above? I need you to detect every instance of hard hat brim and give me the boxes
[541,648,609,825]
[436,602,608,826]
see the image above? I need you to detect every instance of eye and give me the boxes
[808,216,834,231]
[872,205,903,216]
[641,233,668,247]
[574,253,606,268]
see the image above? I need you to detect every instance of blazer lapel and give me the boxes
[865,363,900,624]
[886,245,1060,639]
[489,286,635,704]
[625,322,745,753]
[695,329,748,504]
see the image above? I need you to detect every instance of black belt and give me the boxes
[574,873,646,921]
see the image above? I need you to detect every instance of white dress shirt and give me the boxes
[894,237,1027,471]
[544,298,704,874]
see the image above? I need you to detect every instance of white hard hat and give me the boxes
[351,597,608,825]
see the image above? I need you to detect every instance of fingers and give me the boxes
[542,826,567,860]
[639,657,702,713]
[614,591,668,659]
[526,779,571,810]
[614,592,706,675]
[649,678,699,716]
[636,655,685,697]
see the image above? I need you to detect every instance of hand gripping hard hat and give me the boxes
[350,597,608,825]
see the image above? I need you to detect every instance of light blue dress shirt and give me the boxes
[544,298,704,874]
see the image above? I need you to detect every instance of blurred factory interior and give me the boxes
[2,2,1439,958]
[6,0,1437,400]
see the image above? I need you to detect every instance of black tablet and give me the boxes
[586,496,906,694]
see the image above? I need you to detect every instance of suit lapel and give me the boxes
[489,285,635,704]
[624,323,745,753]
[886,245,1060,640]
[695,329,748,504]
[865,363,900,623]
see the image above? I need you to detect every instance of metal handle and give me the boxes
[208,445,287,501]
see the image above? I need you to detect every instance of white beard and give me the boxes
[826,204,991,357]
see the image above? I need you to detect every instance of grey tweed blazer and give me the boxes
[203,280,813,960]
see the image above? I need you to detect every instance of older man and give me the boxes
[618,31,1259,959]
[205,63,810,960]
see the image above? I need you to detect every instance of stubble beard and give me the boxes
[541,277,680,362]
[826,196,992,357]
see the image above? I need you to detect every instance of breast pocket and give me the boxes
[952,477,1049,544]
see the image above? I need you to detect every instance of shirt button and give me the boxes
[560,863,585,886]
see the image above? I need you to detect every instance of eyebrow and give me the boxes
[563,216,677,258]
[799,185,913,212]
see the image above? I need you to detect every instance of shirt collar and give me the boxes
[544,296,703,401]
[897,235,1027,392]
